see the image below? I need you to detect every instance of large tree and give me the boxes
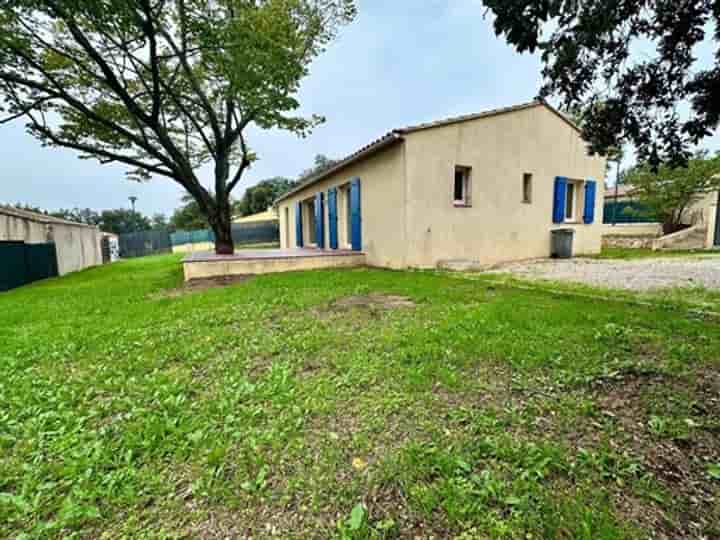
[0,0,355,253]
[483,1,720,168]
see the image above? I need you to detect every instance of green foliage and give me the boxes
[483,0,720,167]
[235,176,295,217]
[169,194,208,231]
[299,153,340,181]
[96,208,152,234]
[6,203,153,234]
[624,151,720,233]
[234,154,339,217]
[150,213,171,232]
[0,0,355,252]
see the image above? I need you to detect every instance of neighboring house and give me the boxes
[276,100,607,269]
[604,183,720,248]
[233,207,279,225]
[0,205,104,276]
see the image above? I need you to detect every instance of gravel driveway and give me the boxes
[494,256,720,291]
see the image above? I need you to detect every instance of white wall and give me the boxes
[0,211,104,275]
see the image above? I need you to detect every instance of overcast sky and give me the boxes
[1,0,718,217]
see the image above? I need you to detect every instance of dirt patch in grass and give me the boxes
[588,369,720,539]
[151,275,254,298]
[313,293,416,319]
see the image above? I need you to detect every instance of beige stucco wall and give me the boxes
[401,105,606,267]
[0,212,103,275]
[278,104,606,269]
[707,192,719,248]
[50,224,103,275]
[278,143,408,268]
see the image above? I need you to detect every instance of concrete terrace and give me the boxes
[182,248,366,280]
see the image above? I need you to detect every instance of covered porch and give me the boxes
[182,248,366,281]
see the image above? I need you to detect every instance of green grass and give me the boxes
[1,255,719,539]
[589,246,719,260]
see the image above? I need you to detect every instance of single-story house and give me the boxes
[0,205,104,276]
[275,100,608,269]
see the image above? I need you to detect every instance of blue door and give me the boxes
[350,178,362,251]
[295,201,303,248]
[328,188,339,249]
[314,192,325,248]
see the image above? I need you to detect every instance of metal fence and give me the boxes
[118,230,172,258]
[603,201,657,224]
[0,241,59,292]
[170,220,279,247]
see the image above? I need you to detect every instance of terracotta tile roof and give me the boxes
[276,100,581,203]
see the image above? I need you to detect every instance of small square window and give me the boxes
[522,173,533,204]
[454,166,472,207]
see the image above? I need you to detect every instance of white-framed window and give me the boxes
[564,180,584,222]
[454,166,472,207]
[565,182,575,221]
[522,173,533,204]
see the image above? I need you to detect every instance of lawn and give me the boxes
[1,255,719,539]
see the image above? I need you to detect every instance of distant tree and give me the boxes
[12,203,48,215]
[623,152,720,234]
[50,208,102,226]
[299,154,340,181]
[98,209,151,235]
[483,1,720,168]
[235,177,296,217]
[150,213,171,232]
[170,194,208,231]
[0,0,356,254]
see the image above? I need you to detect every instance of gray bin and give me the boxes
[551,229,575,259]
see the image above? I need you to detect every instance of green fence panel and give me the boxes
[118,230,172,258]
[170,221,279,247]
[25,243,59,283]
[603,201,657,224]
[0,241,59,292]
[0,242,28,292]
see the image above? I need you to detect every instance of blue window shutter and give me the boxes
[553,177,568,223]
[328,188,338,249]
[295,201,303,247]
[350,178,362,251]
[315,192,325,248]
[583,180,597,224]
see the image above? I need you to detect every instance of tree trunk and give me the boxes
[210,202,234,255]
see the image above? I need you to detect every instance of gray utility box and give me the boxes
[551,229,575,259]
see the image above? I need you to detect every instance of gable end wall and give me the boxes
[402,105,607,267]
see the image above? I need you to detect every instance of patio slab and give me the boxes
[182,249,366,281]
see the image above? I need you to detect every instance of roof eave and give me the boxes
[275,132,404,204]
